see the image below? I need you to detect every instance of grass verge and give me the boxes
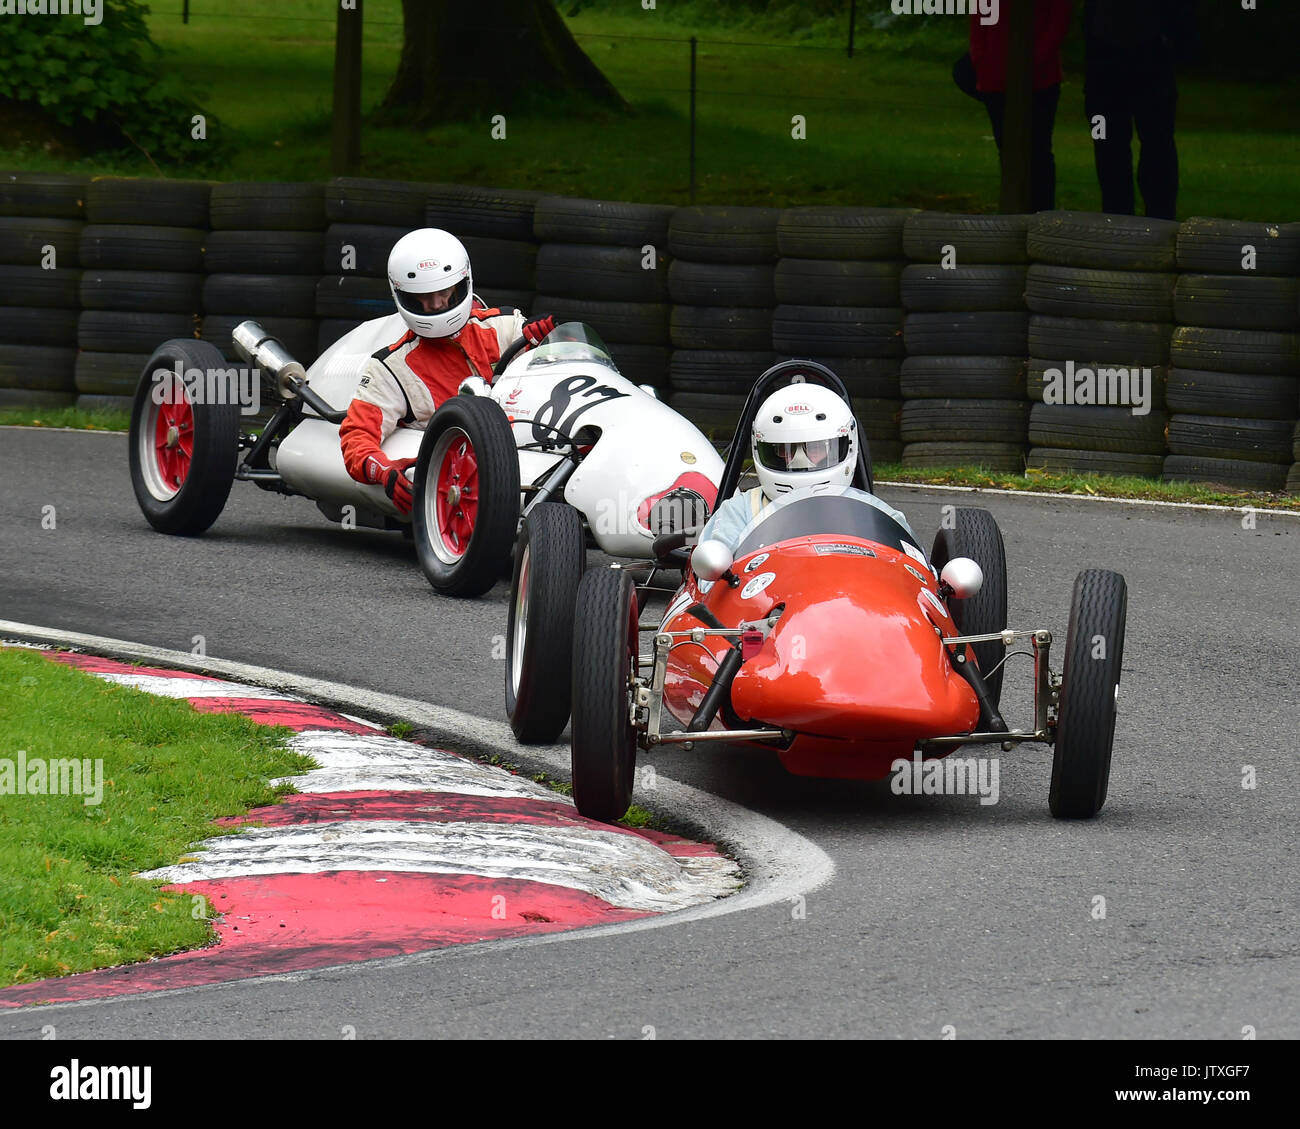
[875,463,1300,511]
[0,408,131,432]
[0,647,313,986]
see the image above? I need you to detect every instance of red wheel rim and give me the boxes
[153,391,194,494]
[434,433,478,558]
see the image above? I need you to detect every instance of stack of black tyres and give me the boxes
[76,178,212,414]
[900,211,1031,471]
[200,181,326,380]
[0,172,85,410]
[316,178,427,357]
[427,183,543,325]
[533,195,675,392]
[1025,211,1178,477]
[1164,217,1300,492]
[772,206,912,463]
[666,205,779,431]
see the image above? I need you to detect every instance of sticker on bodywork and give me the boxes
[902,563,928,583]
[813,543,876,557]
[743,552,770,573]
[902,542,928,566]
[741,572,776,599]
[920,587,950,618]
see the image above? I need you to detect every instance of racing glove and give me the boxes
[362,453,418,515]
[521,315,556,348]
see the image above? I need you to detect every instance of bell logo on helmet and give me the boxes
[417,259,439,270]
[785,403,811,414]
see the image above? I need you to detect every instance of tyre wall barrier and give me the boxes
[0,171,1296,493]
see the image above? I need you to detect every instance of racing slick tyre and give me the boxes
[506,503,587,743]
[128,339,240,536]
[570,567,639,822]
[412,395,521,597]
[1050,569,1127,819]
[930,508,1009,707]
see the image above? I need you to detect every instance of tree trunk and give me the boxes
[382,0,624,124]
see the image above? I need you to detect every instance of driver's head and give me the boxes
[751,382,857,502]
[387,228,472,338]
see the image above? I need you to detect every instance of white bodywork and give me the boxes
[271,315,723,557]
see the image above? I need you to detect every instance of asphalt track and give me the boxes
[0,428,1296,1039]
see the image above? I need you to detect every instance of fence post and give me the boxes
[331,0,364,175]
[689,36,697,204]
[847,0,856,58]
[182,0,189,23]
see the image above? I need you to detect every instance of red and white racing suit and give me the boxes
[338,302,526,485]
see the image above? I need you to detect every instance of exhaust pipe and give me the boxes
[232,320,307,401]
[231,320,346,424]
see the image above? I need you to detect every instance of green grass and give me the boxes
[0,407,131,432]
[875,462,1300,510]
[0,647,313,985]
[0,0,1295,218]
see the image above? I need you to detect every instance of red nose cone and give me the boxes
[728,553,978,740]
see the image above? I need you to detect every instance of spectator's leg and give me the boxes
[1085,61,1136,215]
[1030,84,1061,212]
[1134,65,1179,220]
[981,91,1006,151]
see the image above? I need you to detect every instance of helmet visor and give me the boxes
[755,437,851,472]
[395,277,469,317]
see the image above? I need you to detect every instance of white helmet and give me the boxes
[751,382,857,501]
[387,228,473,338]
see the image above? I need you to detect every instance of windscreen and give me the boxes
[733,489,923,560]
[525,322,619,371]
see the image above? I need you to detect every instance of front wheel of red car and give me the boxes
[1050,568,1127,819]
[412,395,520,598]
[931,507,1008,707]
[570,567,639,823]
[128,339,240,536]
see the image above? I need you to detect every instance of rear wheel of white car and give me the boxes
[571,567,639,823]
[1050,569,1127,819]
[128,338,240,536]
[930,507,1009,706]
[412,395,520,597]
[506,503,586,743]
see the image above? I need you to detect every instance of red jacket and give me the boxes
[970,1,1074,93]
[338,302,524,483]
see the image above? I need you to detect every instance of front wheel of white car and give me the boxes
[411,395,520,598]
[506,503,586,744]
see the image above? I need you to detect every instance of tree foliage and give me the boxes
[0,0,221,164]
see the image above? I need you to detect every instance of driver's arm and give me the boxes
[696,493,752,556]
[339,357,407,483]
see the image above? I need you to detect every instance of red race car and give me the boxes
[568,361,1129,824]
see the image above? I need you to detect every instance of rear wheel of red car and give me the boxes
[128,339,240,536]
[506,502,587,744]
[570,567,639,823]
[412,395,520,598]
[930,507,1008,707]
[1050,569,1127,819]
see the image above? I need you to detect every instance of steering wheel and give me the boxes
[493,336,530,378]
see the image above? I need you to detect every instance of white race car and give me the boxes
[127,316,723,603]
